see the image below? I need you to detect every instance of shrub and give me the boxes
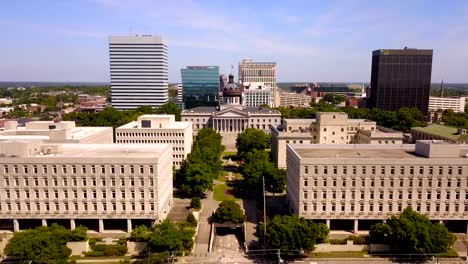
[190,197,202,209]
[346,235,368,245]
[186,212,198,227]
[70,225,88,241]
[118,237,128,245]
[89,237,103,246]
[85,251,105,257]
[329,238,347,245]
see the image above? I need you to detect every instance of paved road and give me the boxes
[193,191,219,255]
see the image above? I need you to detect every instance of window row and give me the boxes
[116,132,184,137]
[302,202,468,214]
[302,190,467,201]
[116,139,185,144]
[303,165,464,176]
[2,164,156,175]
[303,177,466,188]
[1,177,155,188]
[3,189,155,199]
[0,202,155,212]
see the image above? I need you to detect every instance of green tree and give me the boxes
[240,150,285,194]
[212,201,246,224]
[130,225,152,242]
[186,212,198,227]
[4,225,73,263]
[155,101,182,121]
[135,105,154,114]
[175,128,224,197]
[148,220,194,252]
[236,128,271,160]
[266,168,286,194]
[70,225,88,241]
[322,93,346,105]
[262,215,329,253]
[369,207,456,255]
[190,197,202,209]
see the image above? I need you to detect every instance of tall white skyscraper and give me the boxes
[109,35,168,110]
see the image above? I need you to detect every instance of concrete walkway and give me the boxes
[167,198,191,223]
[193,191,219,254]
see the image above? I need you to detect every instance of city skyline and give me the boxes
[1,1,468,83]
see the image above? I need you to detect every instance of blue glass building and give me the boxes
[181,66,220,109]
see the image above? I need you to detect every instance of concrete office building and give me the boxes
[286,141,468,233]
[280,92,312,107]
[369,48,433,114]
[115,115,192,168]
[429,96,466,113]
[182,74,281,149]
[0,120,113,144]
[109,35,168,110]
[238,59,276,88]
[0,140,173,232]
[181,66,220,109]
[242,82,274,108]
[272,112,403,168]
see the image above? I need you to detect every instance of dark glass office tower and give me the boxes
[181,66,220,109]
[369,48,433,114]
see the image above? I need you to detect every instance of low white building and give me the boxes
[429,96,466,113]
[272,112,404,168]
[0,120,113,144]
[280,92,311,107]
[287,141,468,232]
[115,115,192,168]
[241,82,274,108]
[0,140,173,232]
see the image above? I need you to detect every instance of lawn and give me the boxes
[222,151,237,157]
[213,183,238,201]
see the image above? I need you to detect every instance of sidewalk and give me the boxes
[193,191,219,254]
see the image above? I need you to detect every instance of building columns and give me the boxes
[99,219,104,233]
[353,219,359,233]
[13,219,19,232]
[70,219,76,230]
[42,219,47,227]
[127,219,132,233]
[326,219,331,229]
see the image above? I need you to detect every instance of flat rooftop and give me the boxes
[55,144,171,159]
[291,144,417,159]
[412,124,468,141]
[0,126,111,140]
[117,121,190,130]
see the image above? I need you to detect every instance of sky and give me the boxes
[1,0,468,83]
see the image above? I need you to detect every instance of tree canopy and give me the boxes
[212,200,246,224]
[369,207,456,255]
[240,150,286,194]
[175,128,224,197]
[155,101,182,121]
[262,215,329,253]
[236,128,271,160]
[130,220,195,253]
[442,109,468,129]
[4,224,88,263]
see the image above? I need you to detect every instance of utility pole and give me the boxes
[277,249,283,263]
[263,176,267,248]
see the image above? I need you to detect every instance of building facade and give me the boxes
[182,74,281,149]
[369,48,433,114]
[115,115,192,168]
[242,82,274,107]
[272,112,403,168]
[0,121,113,144]
[0,140,173,232]
[279,92,312,107]
[429,96,466,113]
[286,141,468,232]
[238,59,276,88]
[109,35,168,110]
[181,66,220,109]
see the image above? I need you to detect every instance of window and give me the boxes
[304,179,308,187]
[304,166,309,174]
